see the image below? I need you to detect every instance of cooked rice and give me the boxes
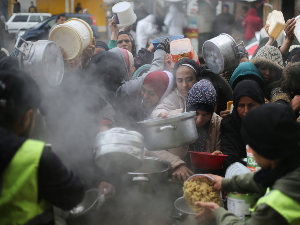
[183,176,221,213]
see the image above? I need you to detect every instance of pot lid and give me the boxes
[137,111,196,127]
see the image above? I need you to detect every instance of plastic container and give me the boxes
[225,162,251,179]
[112,1,137,28]
[266,10,285,39]
[246,147,261,172]
[295,15,300,43]
[150,35,184,52]
[188,152,228,170]
[227,192,260,221]
[49,18,93,60]
[170,38,199,67]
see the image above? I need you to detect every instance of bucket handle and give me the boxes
[232,41,245,59]
[15,37,30,56]
[156,125,177,133]
[132,177,150,182]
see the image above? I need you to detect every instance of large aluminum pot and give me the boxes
[15,37,64,86]
[202,34,243,74]
[170,197,197,225]
[137,111,197,150]
[94,128,144,173]
[126,157,171,193]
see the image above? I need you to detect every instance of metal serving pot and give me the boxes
[15,37,64,86]
[137,111,197,150]
[94,128,144,173]
[202,34,244,74]
[170,197,197,225]
[126,157,171,193]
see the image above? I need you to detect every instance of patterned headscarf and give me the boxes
[186,79,217,113]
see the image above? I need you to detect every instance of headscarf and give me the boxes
[132,64,151,80]
[143,71,170,99]
[220,80,265,169]
[233,80,265,108]
[134,48,154,70]
[173,58,199,79]
[118,31,136,57]
[186,79,217,113]
[87,51,127,101]
[109,47,130,81]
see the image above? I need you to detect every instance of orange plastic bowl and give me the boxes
[189,152,228,170]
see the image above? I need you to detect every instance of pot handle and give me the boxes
[156,125,177,132]
[14,37,29,56]
[132,177,150,182]
[168,212,183,220]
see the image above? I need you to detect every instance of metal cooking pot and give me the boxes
[15,37,64,86]
[202,34,244,74]
[94,128,144,173]
[170,197,197,225]
[137,111,197,150]
[126,157,171,193]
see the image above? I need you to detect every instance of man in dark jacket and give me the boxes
[0,69,84,225]
[13,0,21,13]
[28,1,37,13]
[194,103,300,225]
[213,4,235,37]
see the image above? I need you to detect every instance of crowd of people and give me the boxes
[0,5,300,225]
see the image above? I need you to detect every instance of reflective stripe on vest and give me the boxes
[0,139,52,225]
[250,189,300,225]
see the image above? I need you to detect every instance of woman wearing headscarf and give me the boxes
[108,18,137,57]
[151,58,200,119]
[221,80,265,171]
[148,80,222,182]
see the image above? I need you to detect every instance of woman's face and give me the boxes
[141,84,160,108]
[237,96,260,119]
[257,65,278,83]
[117,34,133,52]
[194,110,212,127]
[176,66,197,96]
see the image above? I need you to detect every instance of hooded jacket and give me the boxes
[214,166,300,225]
[242,8,262,40]
[164,5,188,36]
[136,15,158,50]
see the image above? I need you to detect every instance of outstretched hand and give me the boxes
[194,202,219,224]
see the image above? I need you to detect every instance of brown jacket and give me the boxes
[147,112,222,169]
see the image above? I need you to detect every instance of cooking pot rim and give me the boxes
[127,156,171,175]
[174,197,196,215]
[137,111,196,126]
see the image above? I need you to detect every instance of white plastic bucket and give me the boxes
[112,1,137,28]
[49,18,93,60]
[294,16,300,43]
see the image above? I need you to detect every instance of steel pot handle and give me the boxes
[132,177,150,182]
[156,125,177,132]
[15,37,29,56]
[168,212,183,220]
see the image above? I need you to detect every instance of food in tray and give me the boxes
[183,176,221,213]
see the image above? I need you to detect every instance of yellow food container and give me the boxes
[266,10,285,39]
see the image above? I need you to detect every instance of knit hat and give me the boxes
[250,46,284,72]
[230,62,265,91]
[241,104,300,160]
[186,79,217,113]
[143,71,170,99]
[95,41,109,51]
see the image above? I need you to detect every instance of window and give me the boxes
[28,15,41,22]
[12,15,29,22]
[46,18,57,27]
[42,16,50,21]
[66,16,92,25]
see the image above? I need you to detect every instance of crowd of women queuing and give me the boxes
[1,11,300,225]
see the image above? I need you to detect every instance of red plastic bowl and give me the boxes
[189,152,228,170]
